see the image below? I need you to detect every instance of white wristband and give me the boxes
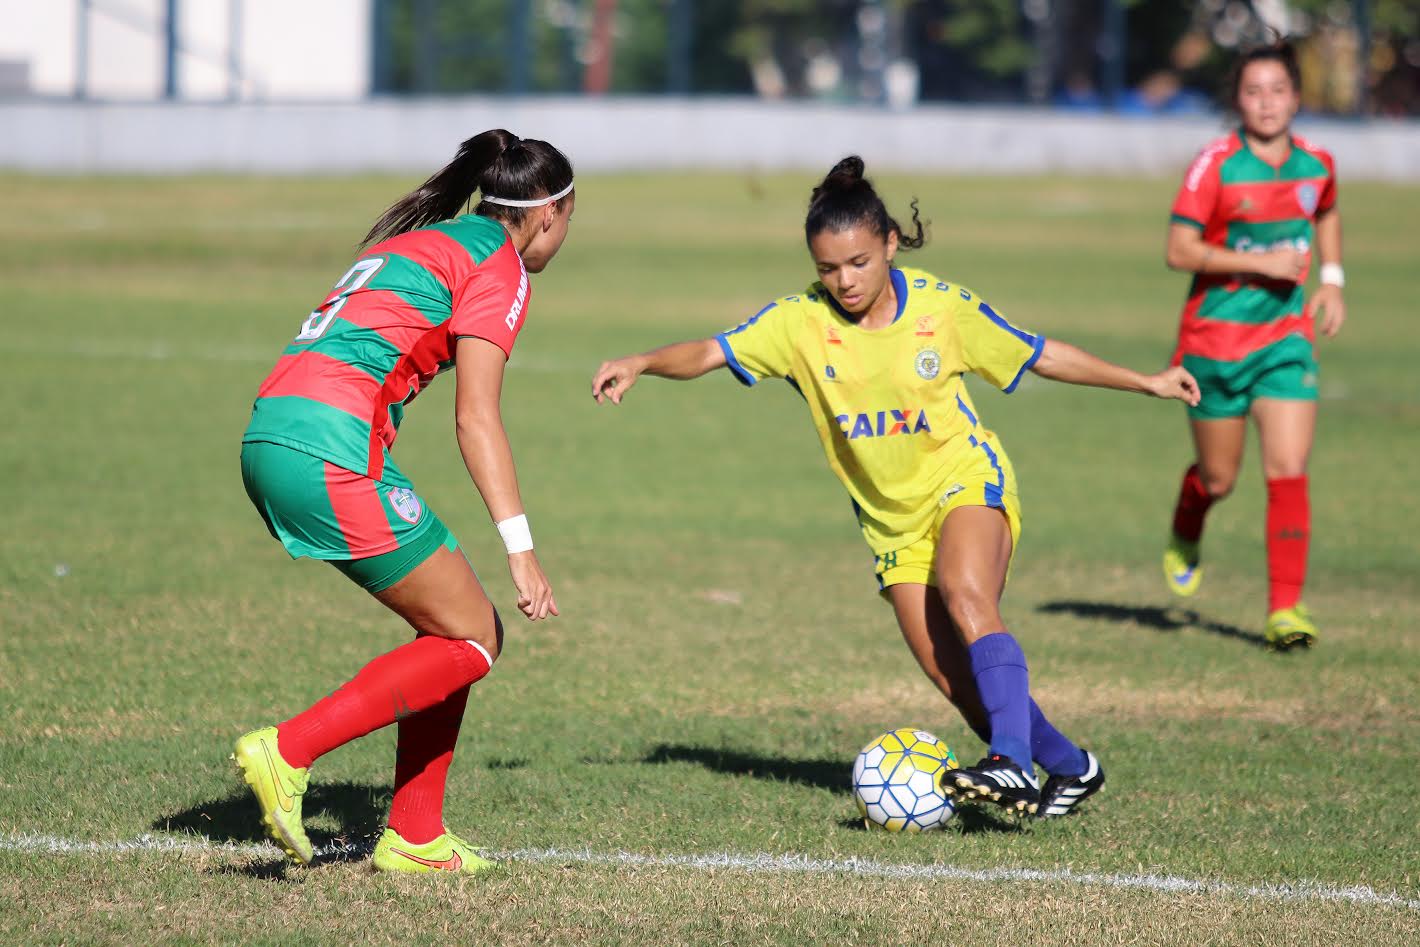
[1320,263,1345,288]
[496,514,534,554]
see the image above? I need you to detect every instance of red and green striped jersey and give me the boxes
[1170,129,1336,364]
[243,214,529,479]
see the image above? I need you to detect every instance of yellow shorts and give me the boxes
[873,476,1022,592]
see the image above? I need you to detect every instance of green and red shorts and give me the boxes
[240,440,455,592]
[1179,333,1318,421]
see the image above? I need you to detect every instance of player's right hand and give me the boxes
[1257,248,1307,282]
[592,356,644,405]
[508,550,559,621]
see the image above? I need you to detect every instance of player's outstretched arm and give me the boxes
[455,337,559,622]
[1031,338,1200,406]
[592,338,726,405]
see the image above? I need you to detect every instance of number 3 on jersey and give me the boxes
[295,258,385,341]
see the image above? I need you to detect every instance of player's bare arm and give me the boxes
[456,336,559,621]
[592,338,726,404]
[1031,338,1200,406]
[1165,222,1305,282]
[1309,207,1346,337]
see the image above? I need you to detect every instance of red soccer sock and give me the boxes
[276,635,492,769]
[1171,464,1215,544]
[1266,475,1310,612]
[387,683,470,844]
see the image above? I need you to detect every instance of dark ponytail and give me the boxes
[362,128,574,247]
[805,156,925,251]
[1226,35,1301,111]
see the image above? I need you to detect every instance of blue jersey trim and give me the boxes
[955,393,978,427]
[1003,334,1046,394]
[724,301,777,337]
[715,333,756,387]
[978,301,1037,348]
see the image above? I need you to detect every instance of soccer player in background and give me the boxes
[233,129,572,873]
[1160,40,1346,649]
[592,157,1198,817]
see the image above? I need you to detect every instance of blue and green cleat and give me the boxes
[1162,535,1202,598]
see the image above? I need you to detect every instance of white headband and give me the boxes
[480,181,575,208]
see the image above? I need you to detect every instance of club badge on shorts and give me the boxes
[387,488,423,525]
[1295,182,1319,216]
[915,348,941,380]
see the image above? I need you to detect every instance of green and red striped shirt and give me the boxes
[1170,129,1336,364]
[243,215,529,479]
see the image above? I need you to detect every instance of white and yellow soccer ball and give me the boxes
[852,728,959,832]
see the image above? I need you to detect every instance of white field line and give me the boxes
[1,834,1416,912]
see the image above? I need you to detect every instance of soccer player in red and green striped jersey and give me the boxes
[232,130,574,873]
[1160,41,1347,650]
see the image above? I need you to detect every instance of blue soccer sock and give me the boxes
[966,632,1032,770]
[1030,699,1088,777]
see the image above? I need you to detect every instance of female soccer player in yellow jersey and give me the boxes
[592,157,1199,816]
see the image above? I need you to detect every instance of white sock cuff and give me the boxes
[461,639,494,668]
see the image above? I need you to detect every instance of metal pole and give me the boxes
[163,0,179,99]
[228,0,242,100]
[76,0,91,99]
[1100,0,1124,109]
[414,0,436,93]
[1353,0,1370,115]
[371,0,392,94]
[667,0,691,94]
[508,0,531,94]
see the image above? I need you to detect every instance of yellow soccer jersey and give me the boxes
[715,266,1044,556]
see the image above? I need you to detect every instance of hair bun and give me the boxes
[812,155,868,203]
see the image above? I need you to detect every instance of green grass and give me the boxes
[0,171,1417,945]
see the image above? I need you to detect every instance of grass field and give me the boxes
[1,169,1417,945]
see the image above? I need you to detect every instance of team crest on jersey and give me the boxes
[914,316,935,337]
[915,348,941,380]
[1295,182,1319,216]
[826,326,843,345]
[387,488,423,525]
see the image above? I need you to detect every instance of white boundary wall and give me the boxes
[2,98,1417,180]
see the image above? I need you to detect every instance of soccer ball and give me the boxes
[851,728,958,832]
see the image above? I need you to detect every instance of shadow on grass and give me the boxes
[837,805,1023,835]
[648,744,1022,835]
[1037,599,1268,649]
[643,744,845,794]
[153,780,388,847]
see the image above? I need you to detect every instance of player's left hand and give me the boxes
[1307,284,1346,338]
[1146,366,1200,407]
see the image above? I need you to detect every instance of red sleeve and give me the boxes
[1170,143,1224,230]
[1317,151,1338,214]
[447,241,530,359]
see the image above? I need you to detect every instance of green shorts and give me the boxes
[1181,334,1318,421]
[240,440,457,592]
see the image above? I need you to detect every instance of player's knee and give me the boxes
[419,602,502,661]
[1200,469,1237,499]
[941,589,1001,640]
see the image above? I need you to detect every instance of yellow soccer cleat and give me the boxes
[1266,603,1318,651]
[231,727,313,865]
[371,828,498,876]
[1162,536,1202,598]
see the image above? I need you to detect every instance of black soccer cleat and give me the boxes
[941,754,1040,815]
[1036,750,1105,819]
